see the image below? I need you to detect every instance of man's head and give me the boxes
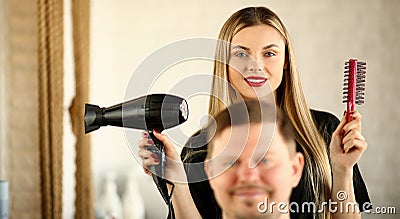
[204,101,304,219]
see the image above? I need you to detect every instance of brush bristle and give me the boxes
[342,61,350,103]
[356,61,366,104]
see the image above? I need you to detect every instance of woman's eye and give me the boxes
[265,51,276,57]
[234,52,248,57]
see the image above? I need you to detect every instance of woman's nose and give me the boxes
[247,65,262,72]
[246,57,263,72]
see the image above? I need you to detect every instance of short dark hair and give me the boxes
[206,100,296,159]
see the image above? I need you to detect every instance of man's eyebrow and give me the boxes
[209,154,239,162]
[231,44,281,51]
[216,154,238,159]
[253,148,277,158]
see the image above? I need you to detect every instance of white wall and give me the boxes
[63,0,400,218]
[63,0,76,218]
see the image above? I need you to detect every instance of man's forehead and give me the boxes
[210,122,276,158]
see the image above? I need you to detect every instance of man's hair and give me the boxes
[206,100,296,159]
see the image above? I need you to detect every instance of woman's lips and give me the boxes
[244,76,268,87]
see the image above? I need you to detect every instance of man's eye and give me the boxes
[260,158,269,164]
[225,160,237,167]
[265,51,276,57]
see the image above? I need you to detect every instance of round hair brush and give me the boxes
[343,59,366,122]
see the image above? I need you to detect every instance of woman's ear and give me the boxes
[290,152,304,187]
[283,56,288,70]
[284,50,289,70]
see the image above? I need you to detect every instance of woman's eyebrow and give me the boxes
[231,45,250,51]
[262,44,280,50]
[231,44,281,51]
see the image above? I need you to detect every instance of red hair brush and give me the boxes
[343,59,366,122]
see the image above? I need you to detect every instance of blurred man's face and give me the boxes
[205,123,303,219]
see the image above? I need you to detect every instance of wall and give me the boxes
[63,0,400,218]
[63,0,76,218]
[0,0,42,218]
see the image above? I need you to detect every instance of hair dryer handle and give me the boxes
[147,130,170,205]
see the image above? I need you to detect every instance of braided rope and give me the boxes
[38,0,51,216]
[49,0,64,217]
[37,0,64,218]
[70,0,94,218]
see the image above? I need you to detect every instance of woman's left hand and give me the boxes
[330,110,368,173]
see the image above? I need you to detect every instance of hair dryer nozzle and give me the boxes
[84,104,103,134]
[84,94,189,134]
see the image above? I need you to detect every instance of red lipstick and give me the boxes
[244,76,268,87]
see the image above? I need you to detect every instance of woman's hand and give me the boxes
[137,131,186,182]
[330,112,365,218]
[330,110,368,173]
[137,131,201,218]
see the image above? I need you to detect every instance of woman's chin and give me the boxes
[242,91,275,102]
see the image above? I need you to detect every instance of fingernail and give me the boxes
[343,110,347,116]
[148,139,154,144]
[151,153,158,159]
[153,129,160,134]
[154,158,160,163]
[143,132,149,137]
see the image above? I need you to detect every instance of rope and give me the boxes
[70,0,93,218]
[37,0,64,218]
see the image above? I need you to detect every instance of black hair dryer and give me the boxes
[84,93,189,204]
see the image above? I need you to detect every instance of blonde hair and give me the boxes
[208,7,331,219]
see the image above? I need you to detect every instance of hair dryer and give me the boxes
[84,93,189,205]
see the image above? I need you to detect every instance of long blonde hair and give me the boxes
[208,7,332,218]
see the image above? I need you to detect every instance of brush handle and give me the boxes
[343,58,366,123]
[346,59,357,122]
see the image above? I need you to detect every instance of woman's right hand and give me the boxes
[138,131,201,218]
[137,131,159,176]
[137,131,186,182]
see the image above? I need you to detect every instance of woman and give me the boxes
[138,6,370,219]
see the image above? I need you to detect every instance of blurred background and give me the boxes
[1,0,399,218]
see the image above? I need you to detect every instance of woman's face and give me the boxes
[228,24,286,99]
